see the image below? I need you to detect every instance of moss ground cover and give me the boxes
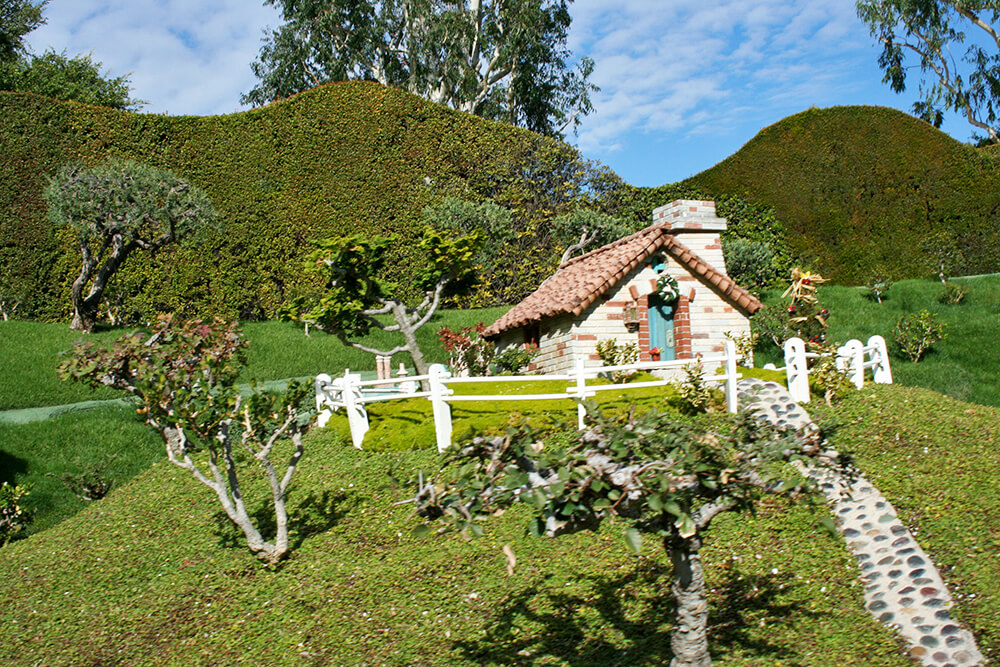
[0,423,907,666]
[754,275,1000,408]
[819,384,1000,664]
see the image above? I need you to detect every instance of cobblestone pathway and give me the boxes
[738,378,984,667]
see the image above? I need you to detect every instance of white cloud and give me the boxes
[25,0,280,115]
[568,0,885,158]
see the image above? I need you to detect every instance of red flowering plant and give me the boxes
[437,323,495,376]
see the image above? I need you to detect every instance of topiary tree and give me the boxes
[412,407,840,667]
[280,227,483,384]
[59,316,313,565]
[45,160,218,332]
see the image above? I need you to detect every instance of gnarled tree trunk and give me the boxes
[667,534,713,667]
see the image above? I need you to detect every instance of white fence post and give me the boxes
[724,339,738,413]
[341,372,369,449]
[314,374,333,427]
[429,363,453,452]
[575,358,588,429]
[837,339,865,390]
[784,337,810,403]
[868,335,893,384]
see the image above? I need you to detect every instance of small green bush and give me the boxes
[751,303,790,348]
[595,338,638,383]
[864,271,893,303]
[0,482,33,546]
[493,345,538,374]
[894,309,947,362]
[674,359,716,414]
[722,238,776,291]
[939,281,968,305]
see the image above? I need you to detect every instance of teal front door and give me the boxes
[648,294,676,360]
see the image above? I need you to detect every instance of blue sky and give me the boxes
[25,0,975,187]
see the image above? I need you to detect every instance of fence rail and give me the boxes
[316,340,741,451]
[782,335,892,403]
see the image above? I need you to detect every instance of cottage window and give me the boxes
[524,324,540,348]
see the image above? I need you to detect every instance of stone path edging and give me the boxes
[738,378,984,667]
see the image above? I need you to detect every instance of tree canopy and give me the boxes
[0,0,45,63]
[5,50,143,110]
[857,0,1000,143]
[45,160,218,332]
[243,0,596,137]
[280,228,483,382]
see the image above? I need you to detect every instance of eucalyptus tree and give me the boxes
[243,0,596,137]
[45,160,218,332]
[0,0,45,64]
[858,0,1000,143]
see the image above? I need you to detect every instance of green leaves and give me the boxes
[623,527,642,555]
[413,405,827,561]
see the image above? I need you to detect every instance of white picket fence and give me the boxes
[315,340,741,451]
[779,335,892,403]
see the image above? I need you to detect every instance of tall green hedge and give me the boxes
[0,82,606,323]
[685,105,1000,284]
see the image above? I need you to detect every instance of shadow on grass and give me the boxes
[211,489,357,554]
[455,561,812,666]
[0,450,28,485]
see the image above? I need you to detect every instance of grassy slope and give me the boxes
[754,275,1000,408]
[820,385,1000,666]
[0,423,907,666]
[0,307,507,536]
[686,106,1000,284]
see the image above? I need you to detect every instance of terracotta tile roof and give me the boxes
[483,225,761,338]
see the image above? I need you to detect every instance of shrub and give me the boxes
[595,338,638,383]
[723,330,759,366]
[722,238,776,291]
[751,303,790,348]
[0,482,32,546]
[492,345,538,375]
[808,345,856,406]
[940,281,967,305]
[674,357,716,414]
[864,271,893,303]
[437,323,495,376]
[894,310,947,362]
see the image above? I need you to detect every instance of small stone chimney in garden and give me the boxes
[652,200,729,276]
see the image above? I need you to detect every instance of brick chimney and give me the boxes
[652,200,728,275]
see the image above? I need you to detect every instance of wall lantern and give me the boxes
[623,301,640,331]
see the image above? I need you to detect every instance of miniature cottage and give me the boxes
[483,200,762,374]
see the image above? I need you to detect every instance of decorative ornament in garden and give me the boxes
[656,273,680,302]
[781,268,829,347]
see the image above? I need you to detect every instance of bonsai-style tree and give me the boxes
[59,316,312,565]
[45,160,218,332]
[281,227,483,383]
[412,407,839,667]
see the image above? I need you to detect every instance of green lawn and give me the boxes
[755,274,1000,407]
[0,418,909,666]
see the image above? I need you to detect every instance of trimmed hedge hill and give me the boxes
[0,82,603,323]
[685,105,1000,284]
